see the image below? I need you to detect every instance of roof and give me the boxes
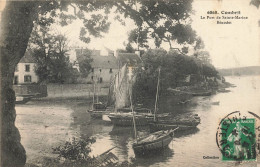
[19,51,36,63]
[75,49,118,69]
[91,55,118,69]
[117,53,141,67]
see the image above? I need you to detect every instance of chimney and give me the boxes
[114,50,119,57]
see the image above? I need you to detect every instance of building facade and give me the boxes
[14,52,38,85]
[75,49,118,83]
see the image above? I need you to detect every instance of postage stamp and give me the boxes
[216,111,260,161]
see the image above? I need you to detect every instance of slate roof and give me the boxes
[19,51,36,63]
[91,55,118,69]
[75,49,118,69]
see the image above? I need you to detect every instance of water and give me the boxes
[16,76,260,166]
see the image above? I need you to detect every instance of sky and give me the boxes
[1,0,260,69]
[52,0,260,69]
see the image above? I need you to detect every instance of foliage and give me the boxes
[125,43,135,53]
[133,49,218,103]
[128,28,149,49]
[250,0,260,8]
[52,137,96,161]
[194,50,211,64]
[29,26,76,83]
[113,1,197,48]
[77,48,93,78]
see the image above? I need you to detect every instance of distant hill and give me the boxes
[218,66,260,76]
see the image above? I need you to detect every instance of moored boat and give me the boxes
[108,113,152,126]
[88,102,108,119]
[191,91,211,96]
[149,113,200,132]
[132,128,178,156]
[107,108,169,126]
[15,96,31,104]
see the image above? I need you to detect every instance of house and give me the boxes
[75,49,118,83]
[14,51,38,85]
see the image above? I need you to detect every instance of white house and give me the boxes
[75,49,118,83]
[14,51,38,85]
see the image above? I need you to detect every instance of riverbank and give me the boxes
[17,77,246,167]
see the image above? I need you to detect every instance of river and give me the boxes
[15,76,260,167]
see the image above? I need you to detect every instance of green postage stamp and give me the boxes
[216,111,260,162]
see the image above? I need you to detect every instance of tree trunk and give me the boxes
[0,2,38,166]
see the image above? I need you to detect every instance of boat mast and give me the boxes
[96,80,99,103]
[130,88,137,140]
[93,80,96,110]
[154,67,161,121]
[129,66,137,140]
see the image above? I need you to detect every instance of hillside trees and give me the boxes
[132,49,218,103]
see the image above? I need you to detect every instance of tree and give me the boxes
[128,28,149,50]
[77,48,93,78]
[195,51,211,64]
[251,0,260,8]
[0,1,200,166]
[29,26,74,83]
[133,49,202,103]
[115,0,196,48]
[125,43,135,53]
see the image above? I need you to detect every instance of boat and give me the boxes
[149,68,200,133]
[108,113,151,126]
[217,88,231,93]
[88,80,110,119]
[211,101,220,105]
[88,102,110,119]
[132,128,178,156]
[106,64,166,126]
[129,68,178,156]
[90,147,119,166]
[191,90,211,96]
[149,113,200,132]
[15,96,31,104]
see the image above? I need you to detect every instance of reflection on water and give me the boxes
[16,76,260,166]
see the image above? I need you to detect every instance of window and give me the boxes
[99,77,103,83]
[109,68,113,73]
[24,75,31,82]
[99,69,102,72]
[91,68,94,72]
[14,76,18,85]
[15,65,18,72]
[25,65,30,72]
[91,76,94,80]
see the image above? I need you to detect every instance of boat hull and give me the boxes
[149,122,198,133]
[108,115,152,126]
[88,110,110,119]
[15,96,31,104]
[191,91,211,96]
[132,130,174,156]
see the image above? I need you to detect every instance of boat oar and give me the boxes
[172,127,179,132]
[169,127,179,134]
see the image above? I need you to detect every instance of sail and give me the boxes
[115,64,130,109]
[107,64,136,109]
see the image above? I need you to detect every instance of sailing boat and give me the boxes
[107,65,158,126]
[88,77,110,119]
[131,68,178,155]
[149,69,200,133]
